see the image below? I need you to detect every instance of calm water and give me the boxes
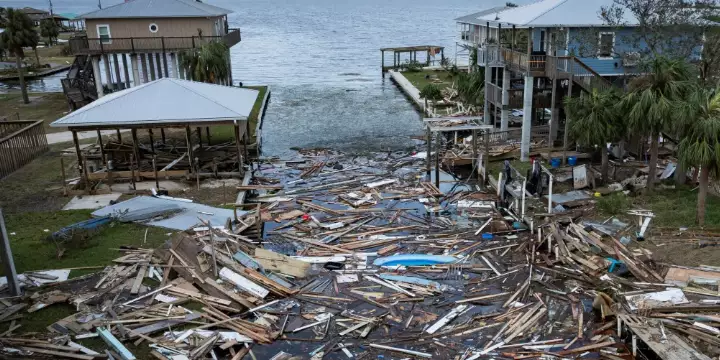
[1,0,513,155]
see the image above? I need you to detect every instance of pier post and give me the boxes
[155,53,164,79]
[501,68,510,132]
[140,54,149,83]
[112,54,122,90]
[130,54,141,87]
[102,54,113,90]
[91,56,104,98]
[148,53,157,81]
[121,54,131,88]
[169,53,177,78]
[549,78,559,142]
[521,76,534,161]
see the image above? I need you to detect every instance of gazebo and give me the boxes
[51,78,259,183]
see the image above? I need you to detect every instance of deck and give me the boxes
[68,29,241,56]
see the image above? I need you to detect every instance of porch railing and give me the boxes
[0,121,48,179]
[68,29,242,55]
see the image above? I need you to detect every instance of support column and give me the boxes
[501,68,510,132]
[140,54,149,83]
[177,53,185,80]
[0,209,20,296]
[234,124,243,173]
[483,22,491,125]
[148,53,157,81]
[121,54,131,89]
[112,54,122,90]
[91,56,104,98]
[155,53,164,78]
[520,76,534,161]
[227,49,233,86]
[549,78,559,142]
[102,54,113,90]
[130,54,141,87]
[169,53,177,78]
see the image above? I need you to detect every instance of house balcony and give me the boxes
[68,28,241,56]
[481,45,615,93]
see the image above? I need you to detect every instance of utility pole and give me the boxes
[98,0,103,9]
[48,0,54,17]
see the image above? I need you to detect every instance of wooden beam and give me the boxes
[87,170,188,181]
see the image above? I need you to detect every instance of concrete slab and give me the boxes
[63,193,123,210]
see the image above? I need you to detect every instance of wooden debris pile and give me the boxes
[0,149,717,359]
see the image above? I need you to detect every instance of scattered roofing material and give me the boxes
[92,196,242,230]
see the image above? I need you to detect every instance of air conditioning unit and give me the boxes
[623,52,641,67]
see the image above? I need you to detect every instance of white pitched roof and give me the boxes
[459,0,638,28]
[80,0,232,19]
[51,78,259,128]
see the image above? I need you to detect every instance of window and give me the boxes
[97,25,111,44]
[598,32,614,58]
[149,23,159,33]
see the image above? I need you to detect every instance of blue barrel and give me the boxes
[568,156,577,166]
[550,158,561,168]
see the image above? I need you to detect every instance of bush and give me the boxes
[402,60,423,72]
[419,83,442,102]
[595,193,631,216]
[60,43,72,56]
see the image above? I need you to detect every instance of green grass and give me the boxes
[401,70,455,92]
[209,85,268,143]
[595,192,632,216]
[0,92,71,134]
[2,210,170,274]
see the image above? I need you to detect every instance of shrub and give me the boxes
[595,193,631,216]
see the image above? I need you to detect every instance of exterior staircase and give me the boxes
[61,55,99,110]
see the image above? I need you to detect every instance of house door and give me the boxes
[539,30,546,53]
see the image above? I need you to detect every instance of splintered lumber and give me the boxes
[558,340,616,355]
[426,305,468,334]
[166,286,233,306]
[456,292,510,304]
[122,284,172,306]
[204,277,255,309]
[18,347,95,360]
[254,248,310,278]
[98,327,137,360]
[131,266,147,294]
[219,267,270,299]
[369,344,432,358]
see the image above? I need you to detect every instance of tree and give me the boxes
[0,8,39,104]
[181,41,230,84]
[675,88,720,225]
[0,7,7,28]
[40,18,59,46]
[565,89,624,183]
[454,70,485,113]
[419,84,442,112]
[620,57,694,191]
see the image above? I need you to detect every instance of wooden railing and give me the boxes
[0,121,48,179]
[500,48,528,72]
[486,125,550,148]
[68,29,241,55]
[486,82,502,105]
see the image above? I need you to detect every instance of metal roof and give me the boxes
[51,78,259,129]
[456,0,639,28]
[80,0,233,19]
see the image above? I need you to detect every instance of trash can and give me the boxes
[550,158,561,168]
[568,156,577,166]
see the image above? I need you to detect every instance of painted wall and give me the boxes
[86,17,224,39]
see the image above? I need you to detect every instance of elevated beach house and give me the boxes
[62,0,241,109]
[455,0,649,161]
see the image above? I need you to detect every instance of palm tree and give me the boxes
[620,57,694,191]
[675,88,720,225]
[565,89,623,183]
[0,8,39,104]
[181,41,230,84]
[454,70,485,112]
[40,18,59,46]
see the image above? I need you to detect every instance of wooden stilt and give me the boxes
[425,127,431,179]
[197,127,203,150]
[435,132,441,188]
[116,129,122,142]
[153,155,159,190]
[148,129,155,153]
[131,129,140,164]
[234,124,243,173]
[186,126,194,172]
[161,128,166,144]
[60,157,68,196]
[206,127,211,146]
[97,130,106,165]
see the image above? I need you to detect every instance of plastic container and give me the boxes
[568,156,577,166]
[550,158,561,168]
[481,233,493,240]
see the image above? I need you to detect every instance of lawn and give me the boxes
[401,70,455,92]
[0,92,71,134]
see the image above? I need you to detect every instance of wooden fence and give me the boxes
[0,121,48,179]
